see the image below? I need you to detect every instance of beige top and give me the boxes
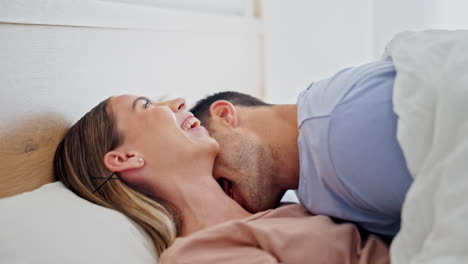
[160,204,389,264]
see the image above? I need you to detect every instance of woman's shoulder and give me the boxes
[160,203,389,264]
[159,204,319,263]
[252,203,310,219]
[159,204,314,263]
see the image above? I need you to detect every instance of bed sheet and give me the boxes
[384,30,468,263]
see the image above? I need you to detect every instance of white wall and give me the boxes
[373,0,439,59]
[372,0,468,59]
[262,0,373,103]
[437,0,468,29]
[262,0,468,104]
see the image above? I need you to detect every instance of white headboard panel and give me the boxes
[0,0,262,126]
[0,0,262,197]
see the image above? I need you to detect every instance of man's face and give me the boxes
[208,122,285,213]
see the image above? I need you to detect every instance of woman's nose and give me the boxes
[166,97,186,112]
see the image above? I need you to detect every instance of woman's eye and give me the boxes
[143,100,152,109]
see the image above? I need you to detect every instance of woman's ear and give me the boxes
[103,150,144,173]
[209,100,239,128]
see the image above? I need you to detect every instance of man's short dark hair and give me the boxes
[190,91,270,125]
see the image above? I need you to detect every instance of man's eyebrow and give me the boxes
[132,96,149,110]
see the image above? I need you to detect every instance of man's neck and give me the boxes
[240,104,300,190]
[270,104,300,189]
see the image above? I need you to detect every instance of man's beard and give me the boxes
[217,133,282,212]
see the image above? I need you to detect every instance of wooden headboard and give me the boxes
[0,1,262,198]
[0,114,68,198]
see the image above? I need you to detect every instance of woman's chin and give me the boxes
[187,125,209,137]
[197,135,220,155]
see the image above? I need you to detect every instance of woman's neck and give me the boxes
[176,175,252,236]
[146,167,251,237]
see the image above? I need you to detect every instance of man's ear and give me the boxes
[103,150,144,173]
[209,100,239,128]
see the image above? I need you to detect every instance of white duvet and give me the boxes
[384,30,468,263]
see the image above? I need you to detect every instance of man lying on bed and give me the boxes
[191,60,414,243]
[54,94,389,263]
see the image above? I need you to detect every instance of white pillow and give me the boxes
[0,182,158,264]
[280,189,300,204]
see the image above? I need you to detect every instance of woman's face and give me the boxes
[106,95,219,191]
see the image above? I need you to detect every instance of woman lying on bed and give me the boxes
[53,95,389,264]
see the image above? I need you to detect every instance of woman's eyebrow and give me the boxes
[132,96,150,110]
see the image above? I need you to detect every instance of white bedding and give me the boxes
[384,30,468,263]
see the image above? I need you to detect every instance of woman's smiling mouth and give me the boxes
[181,115,200,131]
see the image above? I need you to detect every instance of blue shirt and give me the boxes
[296,61,413,240]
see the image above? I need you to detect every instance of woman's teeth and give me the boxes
[183,117,200,130]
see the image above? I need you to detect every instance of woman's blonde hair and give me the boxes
[53,97,179,255]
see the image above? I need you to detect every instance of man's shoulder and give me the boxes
[297,61,395,127]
